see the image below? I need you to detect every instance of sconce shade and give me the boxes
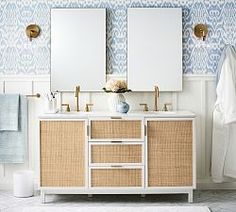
[194,24,208,41]
[26,24,40,41]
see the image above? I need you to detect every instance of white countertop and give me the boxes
[39,110,196,119]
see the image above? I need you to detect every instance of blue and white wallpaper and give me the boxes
[0,0,236,75]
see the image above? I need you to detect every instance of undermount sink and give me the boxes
[40,110,195,119]
[129,111,178,116]
[58,111,92,115]
[136,111,177,114]
[152,111,177,114]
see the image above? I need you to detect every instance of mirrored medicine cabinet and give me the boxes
[50,8,182,92]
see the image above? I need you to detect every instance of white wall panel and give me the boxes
[5,81,32,94]
[177,80,203,178]
[1,74,234,190]
[205,81,216,178]
[0,81,4,179]
[0,81,4,93]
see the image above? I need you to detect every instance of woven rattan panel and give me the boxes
[91,144,142,163]
[90,120,142,139]
[91,169,142,187]
[40,121,85,187]
[148,121,192,187]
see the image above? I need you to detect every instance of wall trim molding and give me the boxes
[197,180,236,190]
[0,74,216,82]
[0,75,50,81]
[183,74,215,81]
[0,179,39,190]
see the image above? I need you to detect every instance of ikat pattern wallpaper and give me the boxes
[0,0,236,75]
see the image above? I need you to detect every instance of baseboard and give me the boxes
[197,179,236,189]
[0,180,12,190]
[0,179,39,191]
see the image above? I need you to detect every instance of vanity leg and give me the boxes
[88,194,93,198]
[141,194,146,198]
[41,191,46,204]
[188,190,193,203]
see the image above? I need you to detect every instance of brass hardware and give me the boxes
[110,116,122,119]
[26,93,40,98]
[26,24,40,41]
[75,86,80,112]
[162,103,172,111]
[111,165,123,168]
[111,141,122,143]
[87,125,89,136]
[61,103,70,112]
[154,85,160,111]
[194,24,208,41]
[85,103,93,112]
[144,125,147,136]
[140,103,148,112]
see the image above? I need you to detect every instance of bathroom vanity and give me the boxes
[39,111,196,203]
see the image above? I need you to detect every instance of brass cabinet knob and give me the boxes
[140,103,148,112]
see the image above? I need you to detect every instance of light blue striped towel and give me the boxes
[0,95,27,163]
[0,94,19,131]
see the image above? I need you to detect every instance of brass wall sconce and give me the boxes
[194,24,208,41]
[26,24,40,41]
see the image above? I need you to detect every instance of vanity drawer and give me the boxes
[90,120,143,140]
[90,143,143,164]
[90,168,142,187]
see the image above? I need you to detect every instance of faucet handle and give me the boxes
[162,103,172,111]
[61,103,70,112]
[85,103,93,112]
[140,103,148,112]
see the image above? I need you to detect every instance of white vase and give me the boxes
[108,93,126,112]
[44,98,58,114]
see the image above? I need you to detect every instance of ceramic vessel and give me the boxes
[117,102,130,113]
[44,98,58,114]
[108,93,125,112]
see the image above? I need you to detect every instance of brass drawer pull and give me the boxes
[110,116,122,119]
[111,141,122,143]
[111,165,123,168]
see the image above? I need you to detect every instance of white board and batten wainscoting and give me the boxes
[0,74,236,190]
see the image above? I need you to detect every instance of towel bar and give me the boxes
[26,93,40,98]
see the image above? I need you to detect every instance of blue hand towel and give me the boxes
[0,95,27,163]
[0,94,19,131]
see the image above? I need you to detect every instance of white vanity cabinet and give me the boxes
[39,112,195,203]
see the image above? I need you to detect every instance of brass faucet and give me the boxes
[140,103,148,112]
[75,85,80,112]
[61,103,70,112]
[85,103,93,112]
[163,103,172,111]
[154,85,159,111]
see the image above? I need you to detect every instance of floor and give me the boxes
[0,190,236,212]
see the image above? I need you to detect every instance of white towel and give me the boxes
[212,45,236,182]
[0,95,27,163]
[215,45,236,124]
[0,94,19,131]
